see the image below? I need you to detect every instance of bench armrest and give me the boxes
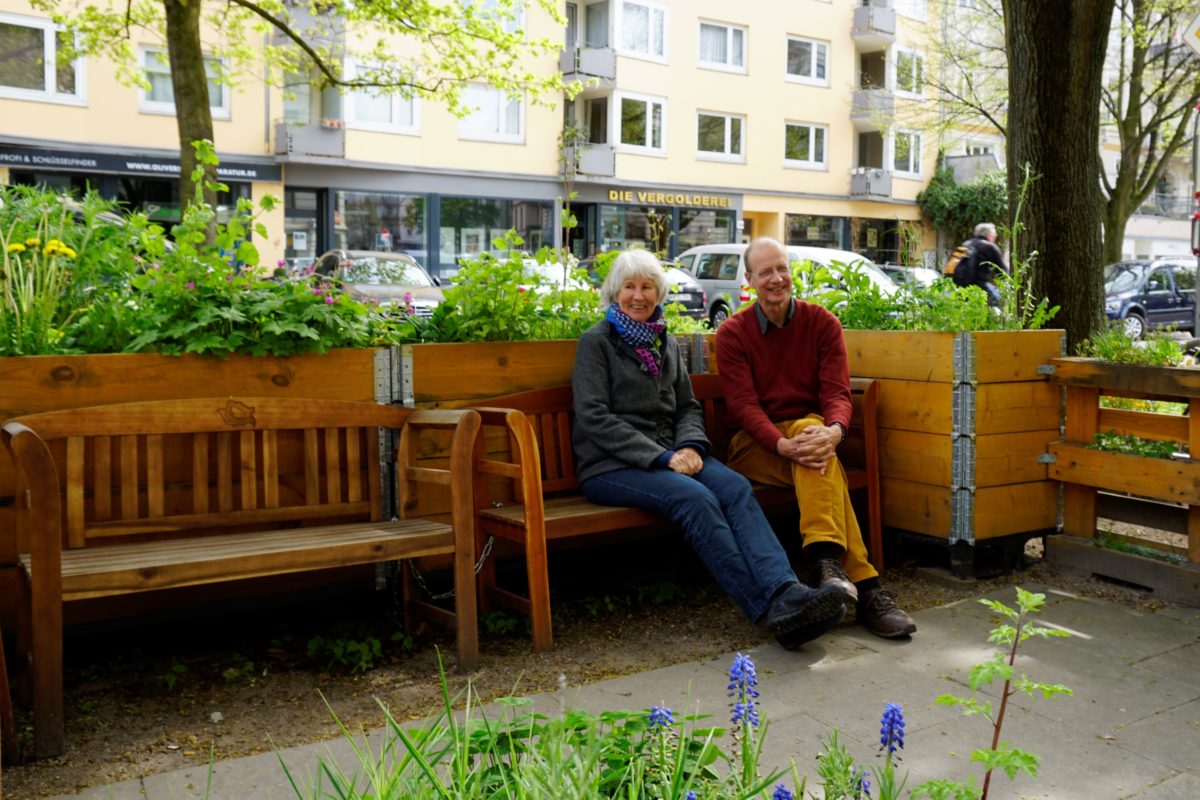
[468,406,546,520]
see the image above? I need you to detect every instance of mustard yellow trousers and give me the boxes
[726,414,878,584]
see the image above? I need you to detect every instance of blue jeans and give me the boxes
[581,457,798,622]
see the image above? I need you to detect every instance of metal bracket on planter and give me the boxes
[1037,364,1057,376]
[689,333,708,374]
[949,332,978,546]
[950,487,975,545]
[952,332,977,386]
[399,344,415,407]
[951,383,977,439]
[1037,452,1057,464]
[951,435,977,491]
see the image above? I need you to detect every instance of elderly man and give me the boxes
[715,236,916,639]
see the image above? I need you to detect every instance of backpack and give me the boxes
[944,241,977,287]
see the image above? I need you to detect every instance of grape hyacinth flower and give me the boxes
[727,652,760,727]
[854,767,872,797]
[685,793,696,800]
[647,705,674,728]
[879,702,905,755]
[772,783,794,800]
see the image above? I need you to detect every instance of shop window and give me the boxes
[617,92,665,152]
[459,84,523,143]
[332,190,427,266]
[140,48,228,119]
[439,196,553,273]
[117,177,249,227]
[786,35,828,86]
[284,189,323,274]
[786,214,845,249]
[0,12,82,104]
[893,130,922,176]
[697,112,744,161]
[698,21,745,72]
[679,208,736,251]
[620,0,666,61]
[784,122,826,168]
[894,48,925,96]
[599,204,670,253]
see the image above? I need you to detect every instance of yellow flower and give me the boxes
[43,240,77,259]
[6,243,26,254]
[24,238,40,248]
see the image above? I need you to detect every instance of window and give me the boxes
[893,130,922,175]
[140,48,227,119]
[472,0,524,33]
[0,12,82,103]
[895,48,925,96]
[893,0,927,19]
[698,21,745,72]
[697,112,744,160]
[620,1,666,61]
[459,84,523,142]
[346,63,418,133]
[965,142,994,156]
[786,36,828,86]
[1174,264,1196,292]
[784,122,826,168]
[617,92,665,152]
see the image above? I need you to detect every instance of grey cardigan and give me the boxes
[571,319,710,482]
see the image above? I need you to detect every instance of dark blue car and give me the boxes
[1104,259,1197,338]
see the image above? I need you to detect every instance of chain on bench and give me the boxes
[395,524,496,602]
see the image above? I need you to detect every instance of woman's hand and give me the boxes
[667,447,703,476]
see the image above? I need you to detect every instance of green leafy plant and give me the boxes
[306,634,385,673]
[1096,530,1185,564]
[1089,430,1184,460]
[162,662,188,690]
[912,588,1072,800]
[1079,325,1187,366]
[481,610,522,637]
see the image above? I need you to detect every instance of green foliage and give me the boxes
[913,588,1072,800]
[1079,325,1187,366]
[1096,530,1186,564]
[306,634,385,673]
[481,610,523,637]
[815,730,871,799]
[1099,395,1187,415]
[917,165,1008,244]
[162,663,188,690]
[1089,430,1183,460]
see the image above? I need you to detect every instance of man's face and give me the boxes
[746,243,793,306]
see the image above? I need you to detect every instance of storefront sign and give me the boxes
[0,144,282,182]
[607,189,733,208]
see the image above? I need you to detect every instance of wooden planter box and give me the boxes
[841,329,1065,547]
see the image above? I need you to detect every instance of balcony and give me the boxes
[274,121,345,159]
[560,46,617,85]
[851,3,896,49]
[1136,191,1195,219]
[850,167,893,200]
[564,143,615,177]
[850,88,894,131]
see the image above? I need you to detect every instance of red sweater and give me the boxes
[715,301,852,452]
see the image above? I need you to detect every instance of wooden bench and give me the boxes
[472,372,881,651]
[1,397,481,758]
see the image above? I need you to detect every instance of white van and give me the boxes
[676,243,898,326]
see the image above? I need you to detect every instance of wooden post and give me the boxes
[1061,386,1100,539]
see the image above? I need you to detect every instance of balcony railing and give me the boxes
[850,167,893,200]
[274,121,345,158]
[850,88,894,130]
[1136,192,1194,219]
[559,46,617,82]
[564,144,616,177]
[851,3,896,48]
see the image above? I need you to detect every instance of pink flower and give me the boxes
[325,295,335,304]
[277,259,286,268]
[185,281,195,290]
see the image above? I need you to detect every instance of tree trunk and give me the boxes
[162,0,216,217]
[1102,196,1131,266]
[1003,0,1114,351]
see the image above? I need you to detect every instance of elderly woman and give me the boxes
[571,250,848,648]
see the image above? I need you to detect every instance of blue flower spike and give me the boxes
[685,792,697,800]
[648,705,674,728]
[854,767,872,797]
[879,702,905,755]
[727,653,761,727]
[772,784,794,800]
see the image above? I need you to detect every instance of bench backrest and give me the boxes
[2,397,417,551]
[474,374,878,498]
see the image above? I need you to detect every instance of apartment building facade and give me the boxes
[0,0,936,276]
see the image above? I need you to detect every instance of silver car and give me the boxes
[315,250,444,317]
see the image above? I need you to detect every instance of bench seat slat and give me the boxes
[21,519,454,599]
[82,501,373,538]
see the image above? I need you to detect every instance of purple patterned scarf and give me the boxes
[607,305,667,377]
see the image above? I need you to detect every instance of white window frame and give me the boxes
[893,0,928,20]
[616,0,668,64]
[783,121,827,170]
[457,84,524,144]
[893,46,925,98]
[344,61,419,135]
[472,0,525,34]
[613,90,666,155]
[139,47,229,120]
[696,111,745,162]
[0,11,85,105]
[784,34,829,87]
[892,129,923,177]
[697,20,747,73]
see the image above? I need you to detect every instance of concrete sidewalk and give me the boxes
[52,584,1200,799]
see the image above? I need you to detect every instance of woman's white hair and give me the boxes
[600,249,668,307]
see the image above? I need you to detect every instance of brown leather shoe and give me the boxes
[857,587,916,639]
[814,559,858,602]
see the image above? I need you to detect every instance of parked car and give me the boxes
[1104,258,1197,338]
[879,264,941,289]
[578,256,707,320]
[313,249,444,317]
[676,243,898,327]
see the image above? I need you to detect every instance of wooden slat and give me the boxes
[304,429,320,504]
[554,411,573,481]
[324,428,341,504]
[973,482,1059,540]
[405,466,452,486]
[346,426,363,503]
[119,435,138,520]
[66,437,85,548]
[216,432,233,512]
[1190,398,1199,565]
[1050,442,1200,506]
[240,431,257,510]
[975,381,1061,435]
[1097,408,1189,443]
[192,433,209,514]
[82,501,374,538]
[973,330,1063,383]
[262,430,279,508]
[538,413,560,482]
[146,434,164,518]
[844,330,957,383]
[1062,386,1100,538]
[1053,357,1200,397]
[366,430,382,520]
[93,437,111,521]
[408,340,579,404]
